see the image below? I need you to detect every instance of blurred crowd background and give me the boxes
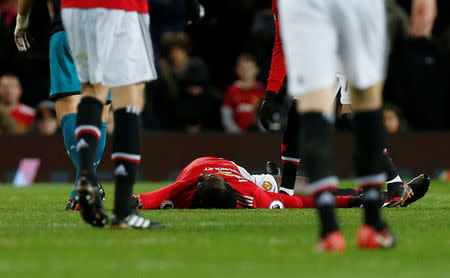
[1,0,450,136]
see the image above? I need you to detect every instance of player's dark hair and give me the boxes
[197,173,237,209]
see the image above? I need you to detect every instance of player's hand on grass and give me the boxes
[14,13,31,52]
[409,0,437,37]
[259,90,283,131]
[186,0,205,25]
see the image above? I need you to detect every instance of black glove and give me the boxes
[259,90,283,131]
[186,0,205,25]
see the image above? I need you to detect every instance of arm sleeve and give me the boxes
[293,195,351,208]
[221,106,241,133]
[137,182,195,210]
[264,193,351,208]
[266,17,287,94]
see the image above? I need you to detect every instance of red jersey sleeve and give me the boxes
[223,85,235,108]
[267,0,287,94]
[264,192,351,209]
[137,182,197,210]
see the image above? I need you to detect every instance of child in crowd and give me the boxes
[222,54,265,133]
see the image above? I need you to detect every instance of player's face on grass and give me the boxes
[197,173,237,209]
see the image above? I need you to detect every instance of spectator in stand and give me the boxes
[174,60,222,134]
[151,31,210,130]
[0,74,35,133]
[0,0,17,28]
[33,100,58,135]
[222,54,265,133]
[159,32,192,98]
[0,104,16,134]
[383,103,409,134]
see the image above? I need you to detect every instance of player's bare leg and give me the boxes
[296,88,345,253]
[109,83,164,229]
[351,83,395,249]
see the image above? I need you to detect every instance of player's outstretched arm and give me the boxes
[15,0,33,52]
[409,0,437,37]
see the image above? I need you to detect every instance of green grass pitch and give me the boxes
[0,180,449,278]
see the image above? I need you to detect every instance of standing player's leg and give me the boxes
[340,83,412,208]
[109,85,143,223]
[66,102,109,208]
[338,0,395,248]
[49,30,109,210]
[62,7,162,228]
[279,99,301,195]
[279,0,344,252]
[73,83,109,226]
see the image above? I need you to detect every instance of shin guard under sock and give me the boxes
[362,188,386,231]
[300,112,337,195]
[75,97,103,178]
[316,191,339,237]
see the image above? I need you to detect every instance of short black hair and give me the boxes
[197,173,237,209]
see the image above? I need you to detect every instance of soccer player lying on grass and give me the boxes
[131,157,430,210]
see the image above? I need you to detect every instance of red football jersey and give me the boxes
[267,0,287,94]
[223,81,265,131]
[61,0,149,14]
[137,157,351,210]
[10,103,35,131]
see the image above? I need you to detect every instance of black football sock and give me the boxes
[316,191,339,237]
[280,162,298,195]
[300,113,335,186]
[352,110,386,181]
[353,110,387,231]
[383,148,404,193]
[362,188,386,231]
[280,100,300,195]
[301,112,339,237]
[112,107,141,218]
[75,97,103,179]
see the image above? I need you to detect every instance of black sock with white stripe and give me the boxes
[75,97,103,178]
[301,112,339,237]
[280,158,299,195]
[352,110,386,179]
[362,188,386,231]
[112,107,141,218]
[315,191,339,238]
[353,110,386,230]
[300,112,334,183]
[280,100,301,195]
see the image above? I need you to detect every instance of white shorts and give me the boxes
[279,0,387,97]
[61,8,157,87]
